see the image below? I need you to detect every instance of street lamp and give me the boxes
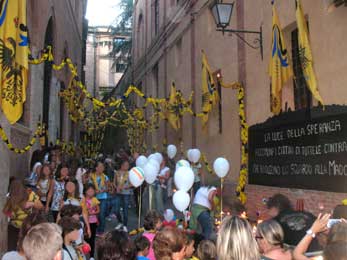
[211,0,263,60]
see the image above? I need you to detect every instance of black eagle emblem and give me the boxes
[0,37,25,106]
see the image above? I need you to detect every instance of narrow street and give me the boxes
[0,0,347,260]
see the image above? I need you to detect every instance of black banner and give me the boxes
[249,106,347,193]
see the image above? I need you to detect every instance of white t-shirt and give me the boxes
[193,186,217,210]
[2,251,26,260]
[76,167,86,198]
[63,245,78,260]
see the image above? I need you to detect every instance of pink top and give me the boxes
[84,197,100,224]
[143,232,156,260]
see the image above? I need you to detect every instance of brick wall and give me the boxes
[245,184,347,220]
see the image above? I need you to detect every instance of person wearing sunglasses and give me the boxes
[256,220,293,260]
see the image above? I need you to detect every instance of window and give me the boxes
[137,14,144,59]
[154,0,159,35]
[116,63,126,73]
[291,26,312,110]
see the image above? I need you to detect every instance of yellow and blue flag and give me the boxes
[269,3,292,115]
[0,0,29,124]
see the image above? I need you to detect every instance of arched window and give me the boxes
[137,13,144,59]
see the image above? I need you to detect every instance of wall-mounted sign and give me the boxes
[249,106,347,193]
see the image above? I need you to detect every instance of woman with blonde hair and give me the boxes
[217,216,260,260]
[256,220,292,260]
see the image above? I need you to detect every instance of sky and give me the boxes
[86,0,122,26]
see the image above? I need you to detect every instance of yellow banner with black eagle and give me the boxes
[0,0,28,124]
[167,83,180,130]
[295,0,324,106]
[268,3,292,115]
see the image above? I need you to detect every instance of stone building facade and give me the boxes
[0,0,87,253]
[129,0,347,219]
[85,26,130,100]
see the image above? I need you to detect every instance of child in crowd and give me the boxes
[143,210,163,260]
[36,163,52,206]
[158,156,170,203]
[22,223,63,260]
[114,159,132,230]
[184,234,196,260]
[59,205,89,257]
[90,161,110,235]
[163,209,176,228]
[62,179,91,238]
[135,236,151,260]
[97,230,136,260]
[153,227,187,260]
[47,164,69,222]
[81,184,100,258]
[26,162,42,190]
[59,216,84,260]
[196,240,217,260]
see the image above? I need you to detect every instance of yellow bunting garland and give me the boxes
[234,85,248,204]
[0,123,44,154]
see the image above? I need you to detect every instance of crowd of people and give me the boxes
[1,145,347,260]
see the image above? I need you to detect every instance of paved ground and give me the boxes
[104,189,181,233]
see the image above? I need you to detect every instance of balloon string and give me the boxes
[138,185,142,229]
[189,188,193,212]
[220,178,224,224]
[149,185,153,211]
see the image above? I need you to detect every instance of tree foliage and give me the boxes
[110,0,133,66]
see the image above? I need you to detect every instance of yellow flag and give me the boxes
[295,0,324,106]
[0,0,28,124]
[201,51,219,127]
[167,83,180,130]
[268,4,293,115]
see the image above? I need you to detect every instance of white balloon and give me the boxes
[191,149,201,163]
[176,159,190,170]
[136,156,148,168]
[213,157,230,178]
[174,166,194,192]
[187,149,194,162]
[129,167,145,188]
[167,145,177,159]
[164,209,175,222]
[148,154,156,161]
[173,191,190,212]
[148,159,160,172]
[144,162,159,184]
[154,152,163,165]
